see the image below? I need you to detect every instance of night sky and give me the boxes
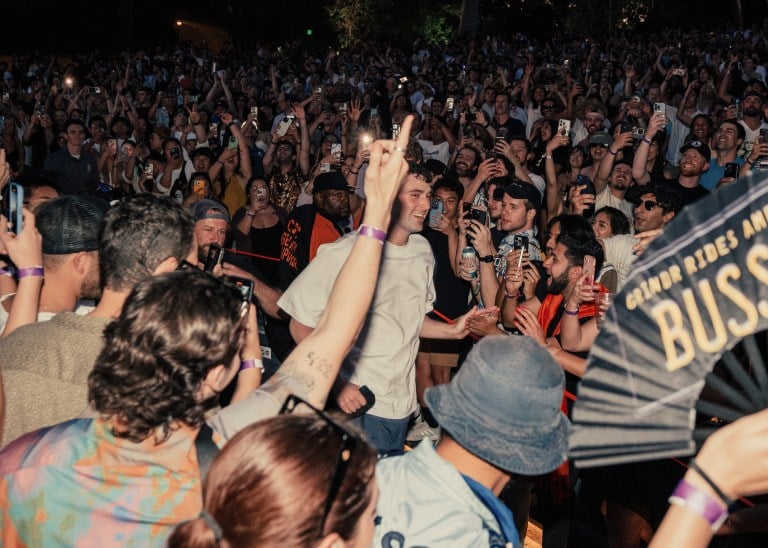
[2,1,333,53]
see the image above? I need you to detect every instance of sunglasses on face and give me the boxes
[639,200,660,211]
[279,395,357,537]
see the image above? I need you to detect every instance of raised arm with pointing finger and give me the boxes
[224,115,416,419]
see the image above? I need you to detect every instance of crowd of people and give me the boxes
[1,19,768,547]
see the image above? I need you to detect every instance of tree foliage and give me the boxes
[326,0,395,47]
[321,0,767,50]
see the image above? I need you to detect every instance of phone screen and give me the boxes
[7,182,24,235]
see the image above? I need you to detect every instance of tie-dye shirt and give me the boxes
[0,373,304,547]
[0,418,202,547]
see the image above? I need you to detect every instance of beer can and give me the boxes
[461,246,478,279]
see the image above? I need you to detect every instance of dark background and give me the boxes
[4,0,768,54]
[3,0,332,53]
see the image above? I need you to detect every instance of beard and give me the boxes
[744,106,761,118]
[79,275,102,301]
[455,164,471,177]
[547,270,570,295]
[198,244,212,265]
[611,179,630,191]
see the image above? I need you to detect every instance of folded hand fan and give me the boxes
[570,172,768,467]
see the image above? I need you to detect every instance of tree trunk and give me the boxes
[458,0,479,37]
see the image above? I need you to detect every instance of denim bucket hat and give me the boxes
[425,335,570,475]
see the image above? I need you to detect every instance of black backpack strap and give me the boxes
[195,422,219,480]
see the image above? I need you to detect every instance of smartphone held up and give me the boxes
[7,182,24,235]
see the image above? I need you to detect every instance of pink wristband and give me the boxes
[358,225,386,243]
[17,267,44,279]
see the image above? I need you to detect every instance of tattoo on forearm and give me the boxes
[306,351,332,378]
[283,351,334,401]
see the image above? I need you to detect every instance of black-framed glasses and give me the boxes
[639,200,659,211]
[279,394,357,537]
[541,104,556,110]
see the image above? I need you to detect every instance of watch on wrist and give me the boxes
[478,255,494,263]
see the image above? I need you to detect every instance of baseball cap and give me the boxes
[502,181,541,210]
[190,199,230,223]
[679,139,711,161]
[313,171,353,194]
[425,336,570,475]
[36,196,106,255]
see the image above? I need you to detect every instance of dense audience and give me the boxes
[1,20,768,547]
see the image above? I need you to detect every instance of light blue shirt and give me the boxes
[698,157,745,191]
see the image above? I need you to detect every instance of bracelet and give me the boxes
[349,168,359,174]
[688,460,736,509]
[564,307,579,316]
[642,137,652,145]
[227,122,236,129]
[0,267,12,277]
[17,267,44,279]
[543,154,553,159]
[607,149,618,156]
[358,225,387,243]
[669,479,729,532]
[240,358,264,372]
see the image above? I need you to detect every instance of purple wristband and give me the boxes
[17,267,44,279]
[358,225,386,244]
[669,479,729,532]
[564,307,579,316]
[239,358,264,372]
